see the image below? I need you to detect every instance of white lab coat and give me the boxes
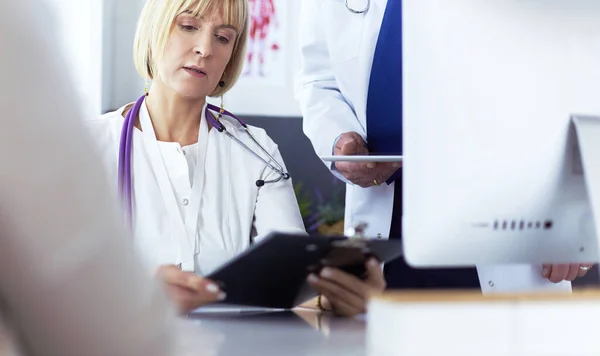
[86,98,306,275]
[295,0,570,293]
[0,2,174,355]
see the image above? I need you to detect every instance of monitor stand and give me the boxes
[572,115,600,262]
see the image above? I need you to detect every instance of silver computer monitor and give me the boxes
[402,0,600,267]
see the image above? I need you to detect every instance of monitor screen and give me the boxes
[402,0,600,267]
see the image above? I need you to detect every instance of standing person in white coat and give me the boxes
[87,0,311,315]
[0,2,175,355]
[295,0,592,307]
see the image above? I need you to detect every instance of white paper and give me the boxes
[189,304,286,314]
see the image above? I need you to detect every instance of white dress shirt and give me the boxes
[86,98,306,275]
[0,2,175,355]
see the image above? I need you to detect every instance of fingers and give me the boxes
[332,131,401,187]
[335,161,402,187]
[155,265,189,288]
[334,161,371,183]
[165,284,201,315]
[156,265,201,291]
[365,258,387,290]
[542,264,552,279]
[307,274,365,314]
[165,284,196,301]
[334,132,368,156]
[334,132,368,177]
[320,267,368,299]
[319,293,362,318]
[306,260,387,317]
[169,281,225,314]
[565,264,581,282]
[156,265,226,314]
[543,264,585,283]
[166,282,222,301]
[366,163,402,186]
[547,264,569,283]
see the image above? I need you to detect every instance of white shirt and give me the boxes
[86,98,306,275]
[0,2,175,355]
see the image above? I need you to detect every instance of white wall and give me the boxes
[44,0,103,116]
[103,0,302,117]
[207,1,302,117]
[102,0,146,112]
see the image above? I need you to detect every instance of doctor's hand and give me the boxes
[155,265,225,315]
[334,131,401,188]
[307,258,386,317]
[542,263,594,283]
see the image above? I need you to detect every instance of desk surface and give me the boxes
[175,308,366,356]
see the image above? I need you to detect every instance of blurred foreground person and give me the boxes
[0,2,175,355]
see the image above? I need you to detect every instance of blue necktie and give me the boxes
[366,0,402,155]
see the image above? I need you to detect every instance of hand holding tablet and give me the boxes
[331,132,402,187]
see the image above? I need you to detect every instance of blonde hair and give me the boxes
[133,0,248,97]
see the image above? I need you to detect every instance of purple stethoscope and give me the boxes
[118,94,290,221]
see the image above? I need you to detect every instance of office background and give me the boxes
[45,0,598,286]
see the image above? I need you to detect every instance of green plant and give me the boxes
[293,181,312,219]
[314,177,345,225]
[293,178,345,232]
[316,203,344,226]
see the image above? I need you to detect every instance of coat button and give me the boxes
[488,281,495,287]
[182,198,189,206]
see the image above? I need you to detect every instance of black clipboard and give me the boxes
[206,232,403,309]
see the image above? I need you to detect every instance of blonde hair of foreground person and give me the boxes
[0,2,175,356]
[133,0,249,96]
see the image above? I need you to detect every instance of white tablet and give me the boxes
[320,155,403,163]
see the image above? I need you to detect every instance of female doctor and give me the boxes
[86,0,310,314]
